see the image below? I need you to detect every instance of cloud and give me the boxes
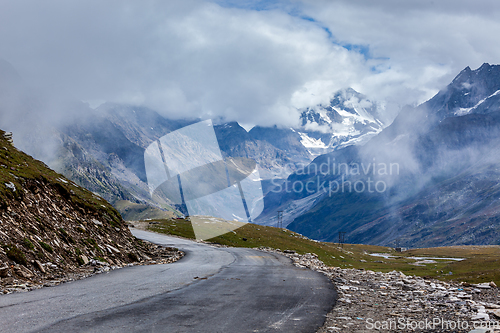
[0,0,499,128]
[301,0,500,103]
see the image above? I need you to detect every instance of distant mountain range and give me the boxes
[2,58,499,247]
[0,58,387,221]
[273,63,500,247]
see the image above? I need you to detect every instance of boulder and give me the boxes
[0,266,9,278]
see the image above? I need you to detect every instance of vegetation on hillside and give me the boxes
[114,200,177,221]
[0,130,121,225]
[147,218,500,286]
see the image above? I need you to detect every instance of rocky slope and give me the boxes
[262,249,500,333]
[0,130,182,294]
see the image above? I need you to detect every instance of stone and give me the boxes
[81,255,89,265]
[92,219,103,226]
[0,266,9,278]
[259,247,500,333]
[106,245,120,253]
[402,284,415,291]
[474,283,491,289]
[34,260,46,273]
[471,313,490,321]
[469,329,491,333]
[14,265,34,279]
[488,309,500,319]
[457,292,472,299]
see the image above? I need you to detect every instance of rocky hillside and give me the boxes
[0,130,181,294]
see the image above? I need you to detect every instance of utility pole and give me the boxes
[395,238,403,252]
[277,211,283,229]
[338,231,346,248]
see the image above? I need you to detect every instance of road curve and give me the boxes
[0,229,336,333]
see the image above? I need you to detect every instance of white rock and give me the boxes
[471,313,490,321]
[473,283,491,289]
[487,309,500,318]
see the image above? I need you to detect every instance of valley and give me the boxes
[2,2,500,332]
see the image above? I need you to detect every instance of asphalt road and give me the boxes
[0,229,336,333]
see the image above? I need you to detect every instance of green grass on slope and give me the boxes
[147,218,500,286]
[114,200,177,221]
[0,130,122,227]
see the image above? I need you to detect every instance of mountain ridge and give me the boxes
[283,63,500,247]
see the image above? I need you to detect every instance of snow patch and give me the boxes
[454,89,500,116]
[297,132,327,149]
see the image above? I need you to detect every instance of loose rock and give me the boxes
[259,247,500,333]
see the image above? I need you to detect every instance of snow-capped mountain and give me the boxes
[0,58,391,224]
[296,88,387,155]
[426,63,500,120]
[267,63,500,247]
[246,87,389,183]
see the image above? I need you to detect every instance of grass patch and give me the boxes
[83,238,102,254]
[115,200,176,221]
[59,228,75,244]
[5,244,28,265]
[38,241,53,253]
[76,256,85,265]
[147,218,500,286]
[148,218,196,239]
[23,237,34,250]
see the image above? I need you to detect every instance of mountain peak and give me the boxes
[478,62,492,71]
[427,63,500,120]
[452,66,471,83]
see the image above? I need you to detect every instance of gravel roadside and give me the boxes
[259,247,500,333]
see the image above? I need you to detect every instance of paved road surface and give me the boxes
[0,229,336,332]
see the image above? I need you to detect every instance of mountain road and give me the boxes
[0,229,336,332]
